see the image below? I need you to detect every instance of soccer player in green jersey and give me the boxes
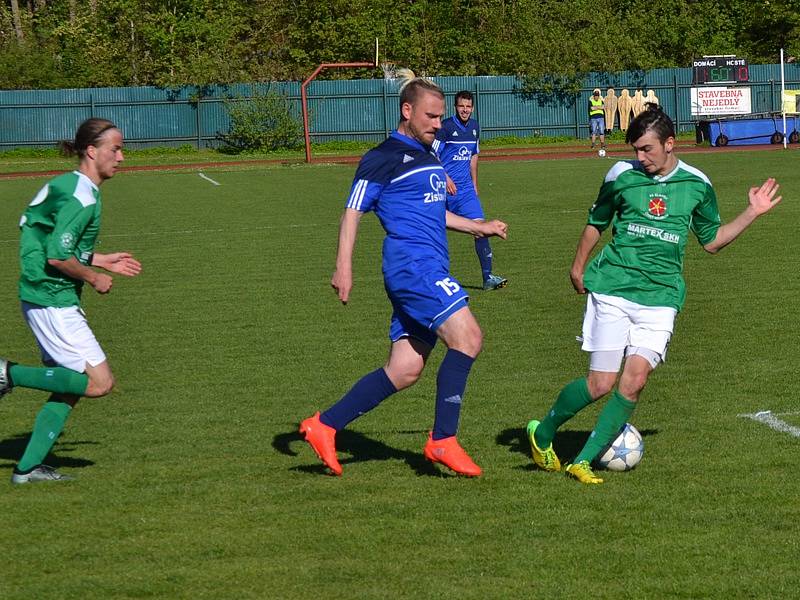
[526,107,782,484]
[0,118,142,484]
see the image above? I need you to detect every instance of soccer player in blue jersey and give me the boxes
[432,91,507,290]
[300,71,508,477]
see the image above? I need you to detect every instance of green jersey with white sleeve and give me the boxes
[18,171,102,308]
[583,160,721,311]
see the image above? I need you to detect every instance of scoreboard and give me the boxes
[692,56,749,85]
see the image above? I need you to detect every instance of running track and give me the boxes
[0,141,795,180]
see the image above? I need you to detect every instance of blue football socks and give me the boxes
[320,368,398,431]
[433,349,475,440]
[475,237,493,282]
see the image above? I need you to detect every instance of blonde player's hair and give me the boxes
[396,68,444,120]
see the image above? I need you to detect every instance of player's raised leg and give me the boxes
[11,361,115,484]
[2,358,89,397]
[300,337,429,475]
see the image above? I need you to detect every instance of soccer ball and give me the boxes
[596,423,643,471]
[598,148,606,157]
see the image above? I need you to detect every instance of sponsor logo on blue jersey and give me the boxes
[452,146,472,161]
[424,172,447,203]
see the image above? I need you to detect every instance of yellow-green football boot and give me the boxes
[564,460,603,484]
[526,419,561,472]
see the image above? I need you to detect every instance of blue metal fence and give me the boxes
[0,63,798,150]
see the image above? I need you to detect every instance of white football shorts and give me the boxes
[581,292,676,371]
[21,302,106,373]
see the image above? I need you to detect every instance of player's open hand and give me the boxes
[97,252,142,277]
[331,269,353,305]
[748,178,782,216]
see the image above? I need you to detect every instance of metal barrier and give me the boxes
[0,64,797,150]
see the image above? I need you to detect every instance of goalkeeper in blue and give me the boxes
[432,91,507,290]
[526,107,782,484]
[299,71,507,477]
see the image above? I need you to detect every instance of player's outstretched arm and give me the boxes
[331,208,363,305]
[703,178,782,254]
[92,252,142,277]
[445,211,507,239]
[570,225,602,294]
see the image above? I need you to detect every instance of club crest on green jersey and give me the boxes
[60,232,75,249]
[647,195,668,219]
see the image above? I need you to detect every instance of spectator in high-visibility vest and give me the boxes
[588,88,606,150]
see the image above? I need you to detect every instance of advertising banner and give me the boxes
[690,87,751,116]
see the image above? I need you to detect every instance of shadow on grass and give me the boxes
[0,433,96,470]
[496,426,659,469]
[273,428,450,478]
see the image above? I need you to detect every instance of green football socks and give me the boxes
[9,364,88,396]
[574,390,636,464]
[534,377,594,449]
[16,399,73,472]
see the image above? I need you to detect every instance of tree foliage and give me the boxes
[218,89,303,153]
[0,0,797,89]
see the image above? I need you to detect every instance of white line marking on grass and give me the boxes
[738,410,800,438]
[0,223,334,244]
[198,172,221,186]
[99,223,331,238]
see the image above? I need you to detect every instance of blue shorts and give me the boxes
[446,185,484,220]
[385,260,469,347]
[590,117,605,136]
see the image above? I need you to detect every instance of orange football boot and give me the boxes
[423,432,482,477]
[299,412,342,476]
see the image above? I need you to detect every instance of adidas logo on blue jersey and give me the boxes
[403,154,414,163]
[452,131,459,137]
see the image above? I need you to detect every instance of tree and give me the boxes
[0,0,794,90]
[9,0,24,41]
[728,0,800,62]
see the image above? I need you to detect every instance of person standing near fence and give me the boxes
[1,118,142,484]
[589,88,606,152]
[433,91,507,290]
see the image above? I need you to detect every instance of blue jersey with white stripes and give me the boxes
[345,131,448,275]
[432,116,480,186]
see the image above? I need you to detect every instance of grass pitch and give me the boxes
[0,149,798,599]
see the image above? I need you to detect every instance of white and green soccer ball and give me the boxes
[598,148,606,157]
[596,423,643,471]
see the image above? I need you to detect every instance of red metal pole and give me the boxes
[301,62,375,163]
